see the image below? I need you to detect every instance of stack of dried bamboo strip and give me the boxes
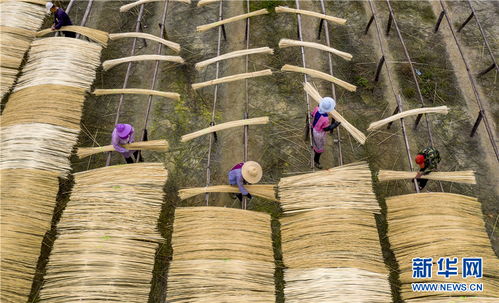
[36,25,109,46]
[282,64,356,92]
[178,184,277,201]
[279,39,352,61]
[102,54,184,71]
[303,82,366,144]
[0,0,46,98]
[77,139,169,158]
[195,47,273,70]
[367,106,449,131]
[119,0,191,13]
[109,32,181,52]
[378,170,476,184]
[278,162,391,302]
[196,9,269,32]
[278,162,380,214]
[181,116,269,142]
[0,168,60,302]
[92,88,180,100]
[167,207,275,302]
[386,193,499,300]
[38,163,168,303]
[192,69,272,90]
[1,36,103,302]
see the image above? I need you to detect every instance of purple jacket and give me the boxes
[111,126,135,158]
[53,8,72,29]
[228,162,248,195]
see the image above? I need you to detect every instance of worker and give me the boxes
[228,161,262,202]
[311,97,341,169]
[46,2,75,38]
[112,123,142,164]
[415,147,441,190]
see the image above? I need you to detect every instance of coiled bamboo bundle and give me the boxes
[192,69,272,90]
[0,168,60,303]
[181,116,269,142]
[386,193,499,300]
[195,47,273,70]
[109,32,180,52]
[14,37,102,92]
[367,106,449,131]
[378,170,476,184]
[102,54,184,71]
[36,26,109,46]
[197,9,269,32]
[0,0,46,98]
[278,162,390,302]
[92,88,180,101]
[167,207,275,302]
[119,0,191,13]
[38,163,168,303]
[77,139,169,158]
[178,184,277,201]
[278,162,380,214]
[279,39,352,61]
[275,6,347,25]
[303,82,366,144]
[282,64,356,92]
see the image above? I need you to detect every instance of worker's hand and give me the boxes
[51,25,55,30]
[415,172,423,179]
[243,193,252,200]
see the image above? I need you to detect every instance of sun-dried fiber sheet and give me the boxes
[14,37,102,92]
[0,0,46,98]
[278,162,390,302]
[38,163,168,303]
[0,168,60,303]
[386,193,499,300]
[278,161,380,214]
[167,207,275,302]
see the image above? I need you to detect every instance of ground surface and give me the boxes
[19,1,498,302]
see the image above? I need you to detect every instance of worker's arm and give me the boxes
[128,128,135,144]
[236,174,249,196]
[111,134,129,153]
[53,11,63,30]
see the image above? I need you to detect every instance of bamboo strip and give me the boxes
[367,106,449,131]
[181,116,269,142]
[1,0,47,5]
[197,9,269,32]
[178,185,277,201]
[378,170,476,184]
[76,139,169,158]
[167,207,275,302]
[279,39,352,61]
[38,163,168,303]
[275,6,346,25]
[282,64,356,92]
[119,0,190,12]
[108,32,180,52]
[197,0,219,6]
[0,25,36,37]
[92,88,180,101]
[386,193,499,300]
[13,37,102,92]
[102,54,184,71]
[192,69,272,90]
[195,47,273,70]
[303,82,366,144]
[36,26,109,46]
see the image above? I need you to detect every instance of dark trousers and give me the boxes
[314,152,322,164]
[63,31,76,38]
[124,150,144,164]
[416,178,428,190]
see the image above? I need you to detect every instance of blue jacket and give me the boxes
[54,8,72,29]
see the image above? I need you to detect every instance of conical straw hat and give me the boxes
[242,161,262,184]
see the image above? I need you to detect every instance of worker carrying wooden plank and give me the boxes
[228,161,263,202]
[311,97,341,169]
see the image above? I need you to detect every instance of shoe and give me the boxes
[314,162,323,169]
[331,121,341,129]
